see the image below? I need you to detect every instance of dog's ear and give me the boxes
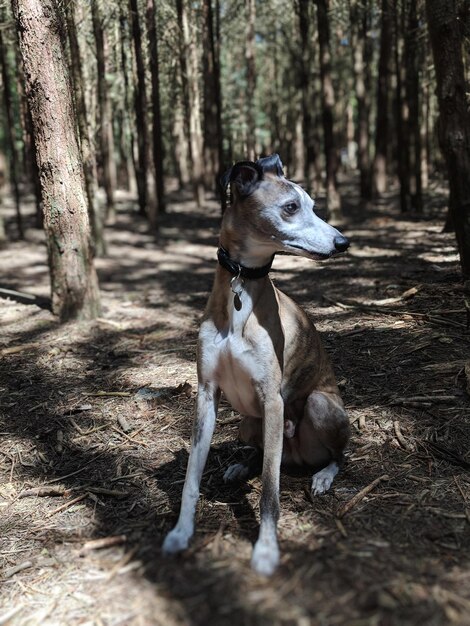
[221,160,263,199]
[256,154,284,177]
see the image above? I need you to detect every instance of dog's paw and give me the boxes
[251,539,280,577]
[223,462,249,483]
[311,462,339,496]
[162,528,190,554]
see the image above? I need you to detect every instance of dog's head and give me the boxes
[221,154,349,262]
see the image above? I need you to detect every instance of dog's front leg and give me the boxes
[251,393,284,576]
[162,382,220,554]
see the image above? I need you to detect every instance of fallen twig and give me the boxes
[336,474,389,518]
[1,342,41,356]
[47,493,87,517]
[393,421,413,451]
[0,606,24,624]
[79,534,127,555]
[2,560,33,579]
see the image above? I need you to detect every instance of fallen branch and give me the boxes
[336,474,389,518]
[18,486,69,499]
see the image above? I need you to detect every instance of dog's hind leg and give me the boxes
[223,416,263,483]
[298,391,349,496]
[163,383,220,554]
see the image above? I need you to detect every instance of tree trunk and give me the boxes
[13,0,101,321]
[350,0,372,199]
[67,0,105,255]
[119,9,137,196]
[129,0,151,218]
[315,0,341,221]
[393,0,410,212]
[202,0,223,192]
[91,0,116,223]
[0,14,23,238]
[146,0,165,217]
[404,0,422,211]
[297,0,318,189]
[426,0,470,278]
[176,0,204,206]
[372,0,393,197]
[245,0,256,161]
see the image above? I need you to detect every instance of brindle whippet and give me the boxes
[163,154,350,575]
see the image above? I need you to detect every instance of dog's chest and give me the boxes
[200,302,274,417]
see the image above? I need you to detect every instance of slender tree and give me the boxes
[92,0,116,222]
[176,0,204,206]
[13,0,101,321]
[129,0,151,218]
[202,0,223,192]
[315,0,341,220]
[372,0,393,196]
[0,11,23,238]
[146,0,165,215]
[67,1,106,254]
[350,0,372,200]
[426,0,470,278]
[245,0,257,160]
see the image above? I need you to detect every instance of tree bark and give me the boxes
[245,0,256,161]
[297,0,318,189]
[372,0,393,196]
[13,0,101,321]
[350,0,372,200]
[202,0,223,192]
[146,0,165,216]
[67,0,105,255]
[176,0,204,206]
[129,0,152,218]
[393,0,410,212]
[404,0,422,211]
[315,0,341,220]
[91,0,116,223]
[426,0,470,278]
[0,13,23,238]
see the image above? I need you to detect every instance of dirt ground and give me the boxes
[1,178,470,626]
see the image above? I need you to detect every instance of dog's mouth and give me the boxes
[285,243,334,260]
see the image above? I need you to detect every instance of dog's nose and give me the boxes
[334,235,350,252]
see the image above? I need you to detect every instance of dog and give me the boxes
[163,154,350,575]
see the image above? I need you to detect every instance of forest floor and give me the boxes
[1,176,470,626]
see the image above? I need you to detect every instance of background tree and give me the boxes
[426,0,470,279]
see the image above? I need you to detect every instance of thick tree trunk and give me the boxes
[372,0,393,196]
[67,0,105,255]
[426,0,470,278]
[0,17,23,238]
[202,0,223,192]
[129,0,152,218]
[92,0,116,222]
[315,0,341,221]
[146,0,165,216]
[245,0,256,161]
[13,0,101,321]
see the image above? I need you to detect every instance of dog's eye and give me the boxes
[283,202,299,215]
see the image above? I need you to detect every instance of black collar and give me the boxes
[217,247,274,279]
